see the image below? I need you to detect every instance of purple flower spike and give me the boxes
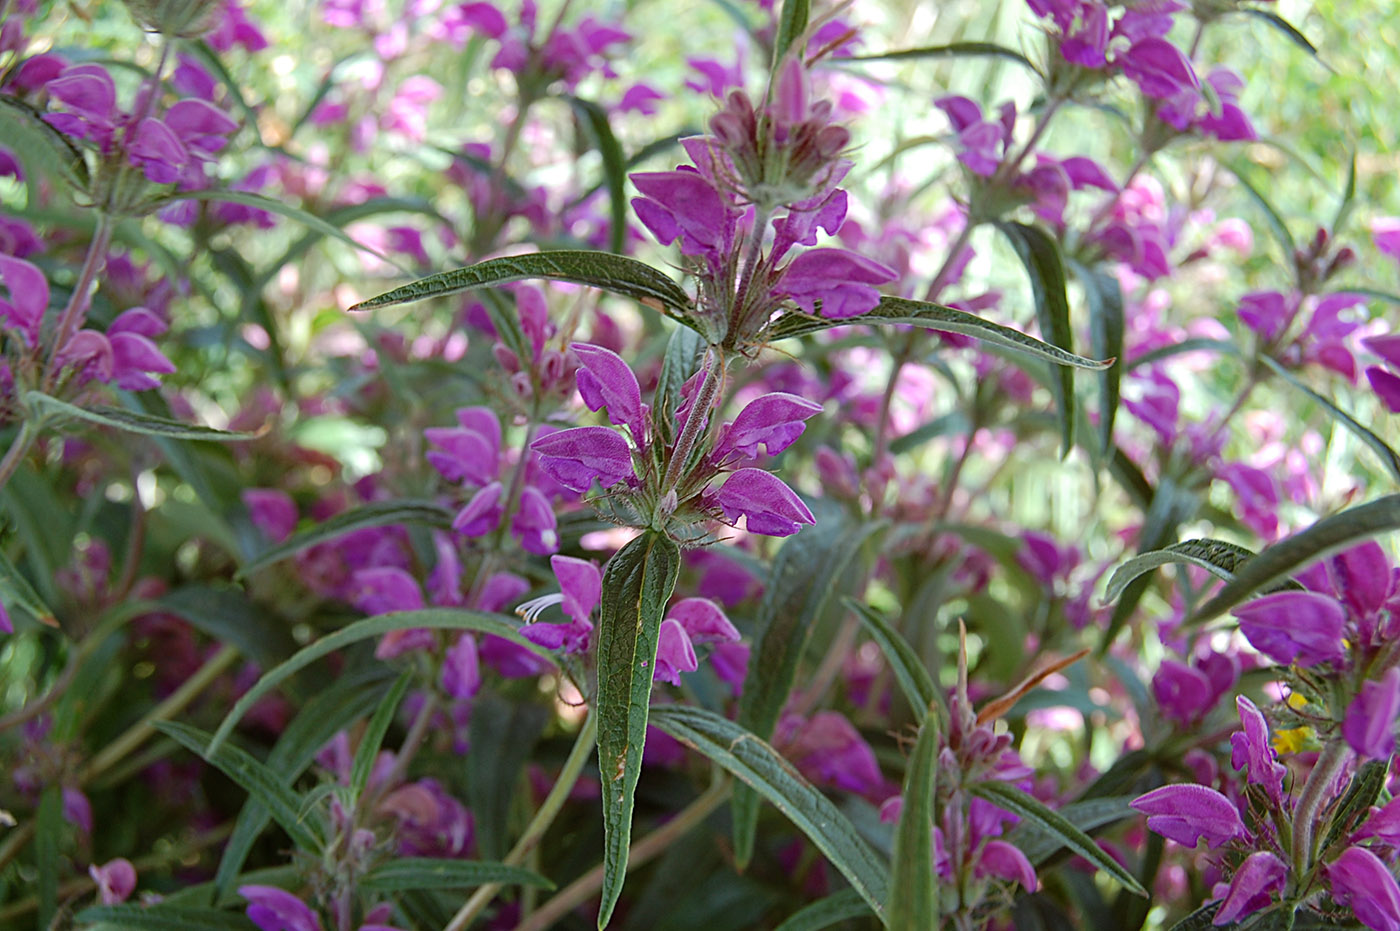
[240,884,323,931]
[711,392,823,461]
[530,426,635,492]
[1233,591,1346,668]
[1230,696,1287,807]
[654,618,698,685]
[666,597,740,644]
[572,342,646,443]
[975,839,1038,891]
[1343,667,1400,761]
[1130,784,1247,849]
[552,555,602,624]
[1213,851,1287,926]
[713,468,814,537]
[776,248,896,319]
[1327,846,1400,931]
[452,481,504,537]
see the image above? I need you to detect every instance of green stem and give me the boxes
[443,709,599,931]
[662,349,724,494]
[510,775,731,931]
[44,213,114,387]
[0,419,37,495]
[376,691,441,795]
[1291,740,1351,874]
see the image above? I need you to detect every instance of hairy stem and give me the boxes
[1291,739,1351,873]
[662,348,724,494]
[44,213,114,387]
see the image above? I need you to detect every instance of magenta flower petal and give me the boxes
[1233,590,1346,667]
[572,342,645,443]
[976,839,1038,891]
[712,392,823,461]
[510,485,559,555]
[1327,542,1395,621]
[0,253,49,345]
[551,555,602,625]
[630,169,737,258]
[653,618,698,685]
[1213,851,1287,925]
[89,858,137,905]
[110,331,176,391]
[127,118,189,184]
[1368,366,1400,414]
[240,885,323,931]
[1152,659,1213,727]
[776,248,896,319]
[1327,847,1400,931]
[108,307,166,339]
[1230,696,1287,807]
[1130,784,1247,848]
[243,489,297,542]
[452,481,504,537]
[1121,38,1199,100]
[1343,668,1400,761]
[1365,334,1400,370]
[713,468,815,537]
[165,98,239,158]
[352,567,425,616]
[934,95,983,132]
[530,426,635,492]
[441,634,481,700]
[666,597,740,644]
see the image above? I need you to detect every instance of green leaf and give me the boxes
[25,392,252,441]
[1259,354,1400,484]
[839,41,1038,71]
[888,712,938,929]
[733,508,884,867]
[208,609,550,754]
[1103,539,1260,604]
[1322,759,1390,852]
[0,544,57,629]
[350,672,413,802]
[654,325,709,446]
[772,0,810,67]
[595,531,682,928]
[157,189,405,270]
[349,250,695,322]
[36,784,60,929]
[651,705,890,923]
[848,599,937,716]
[1099,477,1199,653]
[1007,796,1139,865]
[467,695,549,860]
[768,296,1111,370]
[1241,8,1323,61]
[76,904,256,930]
[1167,902,1224,931]
[159,586,298,672]
[1125,337,1240,372]
[155,720,324,853]
[1075,263,1124,456]
[969,781,1147,897]
[213,666,395,901]
[995,222,1078,456]
[238,499,453,576]
[0,93,90,195]
[565,97,628,254]
[360,858,554,892]
[1193,494,1400,623]
[771,890,873,931]
[1223,162,1296,267]
[1331,150,1357,238]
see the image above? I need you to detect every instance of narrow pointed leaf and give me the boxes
[350,671,413,801]
[1193,494,1400,623]
[1241,9,1322,60]
[772,890,873,931]
[1331,150,1357,237]
[155,720,324,853]
[847,599,938,715]
[565,97,627,254]
[651,705,890,923]
[36,785,60,929]
[1223,162,1296,266]
[207,610,551,753]
[75,904,256,930]
[654,325,708,446]
[1007,795,1140,864]
[733,508,884,867]
[888,712,938,928]
[1099,477,1199,653]
[995,222,1077,455]
[773,0,810,67]
[840,41,1038,71]
[1103,539,1260,604]
[349,250,694,321]
[970,780,1147,896]
[595,531,682,928]
[360,858,554,892]
[0,546,57,629]
[26,392,252,441]
[1126,337,1240,372]
[238,500,454,577]
[0,93,90,194]
[1321,759,1389,852]
[1076,263,1124,456]
[1259,354,1400,483]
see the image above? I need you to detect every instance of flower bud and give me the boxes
[122,0,223,37]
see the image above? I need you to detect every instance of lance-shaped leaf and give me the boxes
[0,93,90,195]
[1259,354,1400,484]
[839,41,1038,71]
[1223,162,1296,269]
[1193,494,1400,623]
[733,508,884,867]
[1126,337,1240,372]
[155,720,324,853]
[995,222,1077,456]
[360,858,554,892]
[237,500,454,577]
[1008,795,1140,865]
[207,610,551,754]
[1103,539,1260,604]
[767,296,1110,370]
[847,599,938,716]
[25,392,252,441]
[75,904,257,930]
[772,0,810,67]
[36,785,60,929]
[565,96,627,255]
[772,890,873,931]
[888,712,939,928]
[1075,262,1124,456]
[0,546,58,630]
[349,250,695,322]
[970,780,1147,897]
[651,704,890,923]
[595,531,682,928]
[1099,476,1199,653]
[349,672,413,802]
[1241,8,1323,61]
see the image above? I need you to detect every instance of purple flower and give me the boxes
[530,426,635,492]
[243,489,298,542]
[554,555,602,624]
[1327,846,1400,931]
[572,342,646,443]
[0,253,48,346]
[89,858,137,905]
[1152,659,1215,727]
[975,839,1038,891]
[1120,38,1199,101]
[63,786,92,834]
[108,308,176,390]
[45,64,119,148]
[240,885,322,931]
[1355,798,1400,846]
[630,168,738,260]
[510,485,559,555]
[0,602,11,635]
[1212,851,1287,925]
[653,618,698,685]
[775,248,896,319]
[782,711,885,797]
[127,118,189,184]
[426,407,501,486]
[1238,291,1290,342]
[666,598,740,644]
[1130,784,1247,848]
[452,481,504,537]
[1369,367,1400,414]
[1230,696,1287,807]
[711,392,823,461]
[1343,668,1400,761]
[1233,591,1346,667]
[165,99,239,158]
[1327,541,1396,624]
[441,634,481,700]
[712,468,814,537]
